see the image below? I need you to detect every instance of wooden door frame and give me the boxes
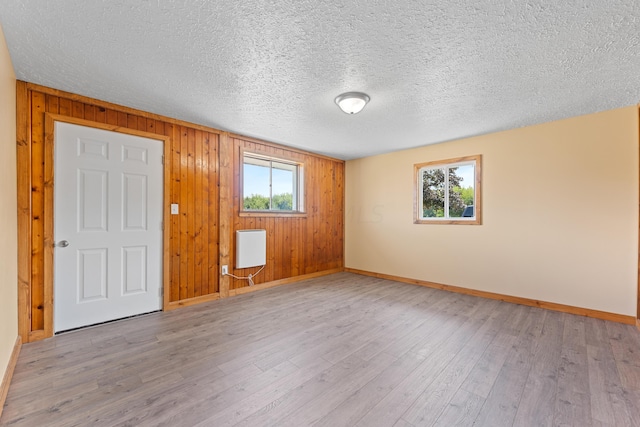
[33,113,172,338]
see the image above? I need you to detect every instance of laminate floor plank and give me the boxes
[554,344,592,427]
[587,343,636,426]
[2,272,639,427]
[354,301,499,427]
[234,352,396,427]
[314,351,426,427]
[470,307,547,427]
[403,301,508,426]
[278,352,399,427]
[193,357,334,427]
[140,360,302,427]
[459,330,516,399]
[606,322,640,392]
[511,310,565,426]
[432,388,485,427]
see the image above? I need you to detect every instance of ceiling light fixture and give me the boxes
[334,92,370,114]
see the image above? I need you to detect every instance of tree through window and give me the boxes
[414,155,481,224]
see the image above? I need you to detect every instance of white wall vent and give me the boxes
[236,229,266,269]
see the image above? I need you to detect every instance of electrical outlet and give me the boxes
[221,265,228,275]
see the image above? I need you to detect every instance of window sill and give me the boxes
[239,211,308,218]
[414,218,481,225]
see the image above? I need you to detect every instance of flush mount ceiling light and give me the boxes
[334,92,370,114]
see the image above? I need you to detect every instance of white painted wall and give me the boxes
[0,24,18,384]
[346,107,639,316]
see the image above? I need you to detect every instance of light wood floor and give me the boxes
[2,272,640,426]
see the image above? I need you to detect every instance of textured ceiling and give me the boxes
[1,1,639,160]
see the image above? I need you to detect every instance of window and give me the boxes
[242,152,304,213]
[414,155,481,224]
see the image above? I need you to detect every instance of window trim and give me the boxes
[414,154,482,225]
[240,150,306,217]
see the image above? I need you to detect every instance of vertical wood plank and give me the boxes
[154,120,164,137]
[42,114,55,337]
[83,104,96,122]
[16,82,32,342]
[208,133,219,294]
[126,114,138,131]
[194,130,203,297]
[45,95,59,115]
[146,118,156,134]
[308,157,318,274]
[106,109,118,126]
[335,161,345,268]
[137,117,148,132]
[218,133,232,298]
[266,217,275,283]
[187,128,196,299]
[179,127,189,300]
[281,218,290,279]
[117,111,128,127]
[58,98,71,117]
[71,101,83,118]
[162,131,172,311]
[274,217,284,280]
[95,106,106,123]
[290,217,299,277]
[169,123,181,303]
[30,91,46,332]
[200,132,210,295]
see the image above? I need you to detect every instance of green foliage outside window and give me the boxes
[244,193,293,210]
[422,168,473,218]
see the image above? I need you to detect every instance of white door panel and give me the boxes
[54,122,163,332]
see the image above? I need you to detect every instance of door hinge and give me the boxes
[161,155,165,164]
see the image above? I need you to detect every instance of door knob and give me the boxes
[55,240,70,248]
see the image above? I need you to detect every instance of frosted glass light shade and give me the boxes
[335,92,370,114]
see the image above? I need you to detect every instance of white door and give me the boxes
[54,121,163,332]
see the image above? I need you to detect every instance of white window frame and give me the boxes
[414,155,482,225]
[241,151,305,215]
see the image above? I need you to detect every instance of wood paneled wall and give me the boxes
[16,82,344,341]
[226,136,344,291]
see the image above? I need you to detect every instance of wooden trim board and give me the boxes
[346,268,636,325]
[166,293,221,310]
[167,268,343,306]
[25,82,222,135]
[228,132,342,162]
[229,268,343,297]
[0,336,22,419]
